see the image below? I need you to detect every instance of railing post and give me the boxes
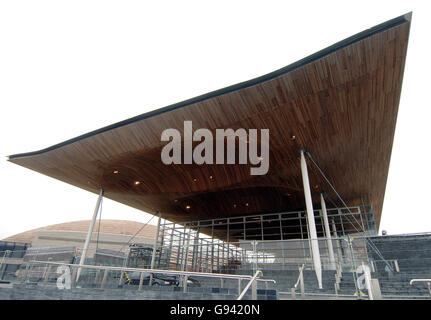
[251,280,257,300]
[138,272,145,291]
[43,265,52,285]
[299,267,305,297]
[291,287,296,300]
[94,270,100,286]
[101,269,108,289]
[70,266,78,289]
[21,263,30,283]
[394,260,400,272]
[238,278,242,295]
[183,275,188,293]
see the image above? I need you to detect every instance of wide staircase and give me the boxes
[1,234,430,300]
[0,280,277,300]
[366,234,431,298]
[261,234,431,299]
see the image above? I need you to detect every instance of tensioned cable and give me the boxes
[115,214,156,255]
[305,150,392,271]
[326,194,362,235]
[317,192,384,292]
[306,152,365,232]
[319,193,360,291]
[304,150,394,272]
[95,196,103,254]
[324,194,361,292]
[306,151,373,234]
[305,150,388,263]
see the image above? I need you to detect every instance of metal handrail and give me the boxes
[409,279,431,285]
[237,270,262,300]
[370,259,400,272]
[293,264,305,289]
[291,264,305,299]
[124,232,431,250]
[334,262,342,294]
[28,260,275,284]
[409,279,431,296]
[279,291,359,299]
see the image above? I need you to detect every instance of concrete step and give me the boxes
[0,283,279,300]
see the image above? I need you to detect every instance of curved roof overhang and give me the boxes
[8,13,412,231]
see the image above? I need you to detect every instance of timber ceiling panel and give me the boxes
[9,14,411,232]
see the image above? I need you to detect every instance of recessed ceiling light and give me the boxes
[113,170,119,174]
[186,205,191,210]
[134,181,141,185]
[291,135,296,140]
[245,203,249,207]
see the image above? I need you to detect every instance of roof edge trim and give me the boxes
[8,12,412,160]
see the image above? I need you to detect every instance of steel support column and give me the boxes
[77,188,103,282]
[332,218,343,264]
[300,150,322,289]
[149,211,162,285]
[167,223,175,269]
[320,193,336,270]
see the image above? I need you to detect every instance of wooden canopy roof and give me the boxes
[9,14,411,230]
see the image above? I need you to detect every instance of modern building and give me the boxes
[0,220,156,281]
[4,13,429,300]
[0,241,29,282]
[3,220,156,251]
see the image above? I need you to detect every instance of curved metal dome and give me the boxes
[2,220,157,244]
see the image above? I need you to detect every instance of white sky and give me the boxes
[1,1,430,240]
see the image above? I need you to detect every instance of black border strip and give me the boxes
[8,13,411,160]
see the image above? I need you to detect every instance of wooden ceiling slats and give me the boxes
[9,20,410,230]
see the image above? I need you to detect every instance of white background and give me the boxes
[1,1,430,239]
